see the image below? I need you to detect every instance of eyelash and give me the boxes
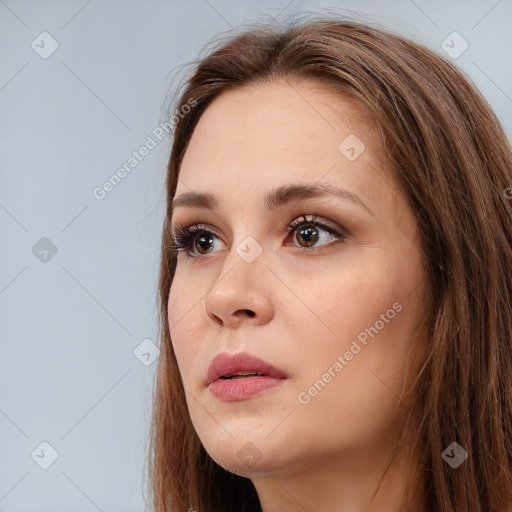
[171,213,347,259]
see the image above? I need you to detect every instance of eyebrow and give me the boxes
[170,183,373,216]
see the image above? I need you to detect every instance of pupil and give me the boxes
[298,226,318,247]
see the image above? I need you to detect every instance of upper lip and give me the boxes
[205,351,287,385]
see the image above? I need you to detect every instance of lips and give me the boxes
[205,351,287,386]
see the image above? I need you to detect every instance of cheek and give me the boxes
[299,251,421,387]
[167,278,204,385]
[309,257,400,338]
[289,266,421,446]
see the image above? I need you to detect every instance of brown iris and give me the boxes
[195,233,215,255]
[296,225,319,247]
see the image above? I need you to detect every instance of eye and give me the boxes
[285,214,346,250]
[171,214,347,259]
[171,223,223,257]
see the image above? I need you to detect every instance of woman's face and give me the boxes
[168,80,427,481]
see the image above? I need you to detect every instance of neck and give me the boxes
[251,435,426,512]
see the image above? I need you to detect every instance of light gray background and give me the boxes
[1,1,511,511]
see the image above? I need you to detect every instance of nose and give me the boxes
[203,249,274,328]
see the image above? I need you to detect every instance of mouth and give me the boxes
[206,351,287,385]
[205,352,287,401]
[219,371,268,380]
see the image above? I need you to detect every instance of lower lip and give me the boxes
[209,376,286,401]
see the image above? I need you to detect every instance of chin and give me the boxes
[198,434,274,476]
[211,452,272,478]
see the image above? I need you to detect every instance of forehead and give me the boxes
[176,79,389,210]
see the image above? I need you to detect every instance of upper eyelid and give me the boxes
[287,214,343,234]
[172,215,339,236]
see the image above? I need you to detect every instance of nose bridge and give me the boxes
[204,234,272,326]
[212,202,266,266]
[213,233,266,294]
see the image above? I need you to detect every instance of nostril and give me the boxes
[233,309,256,318]
[211,313,223,326]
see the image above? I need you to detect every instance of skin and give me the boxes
[168,79,428,511]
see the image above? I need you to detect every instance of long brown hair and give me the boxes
[147,17,512,512]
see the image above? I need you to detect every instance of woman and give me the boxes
[147,17,512,512]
